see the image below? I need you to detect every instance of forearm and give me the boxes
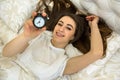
[90,23,103,56]
[2,33,30,57]
[2,17,46,57]
[63,52,101,75]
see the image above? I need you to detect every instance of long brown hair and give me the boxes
[73,19,113,55]
[37,0,113,55]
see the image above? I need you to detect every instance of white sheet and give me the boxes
[0,0,120,80]
[70,0,120,35]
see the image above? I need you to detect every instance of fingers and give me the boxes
[41,26,46,31]
[26,19,34,27]
[34,10,47,17]
[41,10,47,17]
[86,15,99,23]
[86,15,95,21]
[32,11,37,18]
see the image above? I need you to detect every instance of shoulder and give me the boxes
[43,30,52,37]
[65,44,83,58]
[38,30,52,39]
[28,30,52,44]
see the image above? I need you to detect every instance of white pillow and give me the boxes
[0,0,39,55]
[0,0,38,33]
[70,0,120,35]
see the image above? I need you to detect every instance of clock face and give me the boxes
[33,16,45,28]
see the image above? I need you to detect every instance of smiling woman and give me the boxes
[52,16,76,47]
[0,0,120,80]
[0,11,103,80]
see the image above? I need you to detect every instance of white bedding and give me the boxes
[70,0,120,35]
[0,0,120,80]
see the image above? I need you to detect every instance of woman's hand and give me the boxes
[86,15,99,27]
[22,11,47,41]
[86,14,103,56]
[2,11,47,57]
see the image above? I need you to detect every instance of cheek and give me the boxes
[70,34,75,40]
[70,29,76,40]
[67,32,75,40]
[54,25,59,31]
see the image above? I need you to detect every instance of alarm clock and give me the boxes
[33,13,48,29]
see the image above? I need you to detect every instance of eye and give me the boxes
[66,25,72,30]
[66,23,74,31]
[57,22,63,26]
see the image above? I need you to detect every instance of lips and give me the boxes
[56,32,64,37]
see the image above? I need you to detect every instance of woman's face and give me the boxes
[52,16,76,44]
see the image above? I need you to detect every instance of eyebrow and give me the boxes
[58,20,74,28]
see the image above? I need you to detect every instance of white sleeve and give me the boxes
[65,44,83,58]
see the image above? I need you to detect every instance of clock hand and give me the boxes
[37,21,41,24]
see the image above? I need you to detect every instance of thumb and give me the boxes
[31,11,37,18]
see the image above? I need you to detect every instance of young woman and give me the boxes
[0,12,103,80]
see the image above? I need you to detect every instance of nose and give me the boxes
[59,26,64,32]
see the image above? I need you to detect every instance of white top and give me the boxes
[14,31,81,80]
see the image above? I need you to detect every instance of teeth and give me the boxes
[56,32,64,37]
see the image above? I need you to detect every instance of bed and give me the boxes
[0,0,120,80]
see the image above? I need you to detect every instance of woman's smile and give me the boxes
[56,31,65,37]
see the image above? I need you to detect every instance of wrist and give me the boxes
[90,23,99,30]
[19,33,31,43]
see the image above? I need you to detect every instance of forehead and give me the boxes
[59,16,76,26]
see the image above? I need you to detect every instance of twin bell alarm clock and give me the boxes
[33,13,49,29]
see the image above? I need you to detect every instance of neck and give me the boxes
[51,39,68,49]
